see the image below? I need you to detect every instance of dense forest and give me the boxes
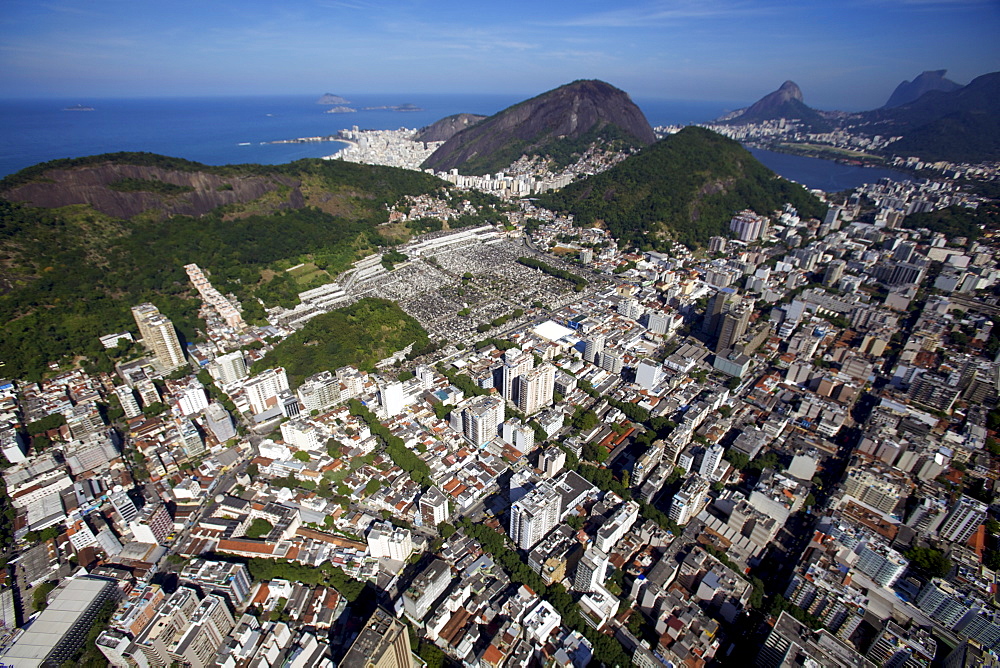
[538,126,827,249]
[904,202,1000,241]
[254,298,429,386]
[0,155,444,380]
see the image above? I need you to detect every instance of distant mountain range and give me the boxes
[883,70,961,109]
[421,80,656,175]
[719,71,1000,162]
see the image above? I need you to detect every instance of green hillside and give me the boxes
[0,155,446,380]
[538,127,826,248]
[254,298,429,387]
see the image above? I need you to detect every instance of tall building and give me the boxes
[368,521,413,561]
[501,418,536,453]
[341,608,413,668]
[115,385,142,419]
[516,363,555,416]
[203,402,236,442]
[583,335,605,364]
[600,350,624,375]
[209,350,248,386]
[539,448,566,478]
[380,382,405,417]
[940,495,987,544]
[509,483,562,551]
[109,488,140,525]
[177,383,209,417]
[243,367,290,415]
[132,303,186,370]
[704,288,738,338]
[461,395,505,446]
[501,348,535,404]
[297,370,341,413]
[180,558,252,608]
[419,487,449,527]
[402,560,451,622]
[575,546,609,593]
[716,302,752,353]
[669,476,711,526]
[823,260,846,287]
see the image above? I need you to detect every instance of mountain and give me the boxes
[537,127,826,249]
[866,71,1000,162]
[421,80,655,175]
[414,114,487,143]
[317,93,350,105]
[724,81,827,127]
[0,153,445,380]
[883,70,961,109]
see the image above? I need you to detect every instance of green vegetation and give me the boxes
[381,248,408,270]
[32,581,57,611]
[459,518,631,666]
[904,546,952,578]
[0,155,444,379]
[245,557,366,601]
[517,256,587,291]
[904,202,1000,242]
[59,599,117,668]
[26,413,66,435]
[107,177,194,195]
[539,126,826,249]
[256,298,428,386]
[245,518,274,539]
[349,399,432,487]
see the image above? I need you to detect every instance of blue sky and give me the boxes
[1,0,997,109]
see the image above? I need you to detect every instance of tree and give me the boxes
[365,479,382,496]
[905,546,952,578]
[437,522,456,539]
[292,451,310,462]
[245,518,274,539]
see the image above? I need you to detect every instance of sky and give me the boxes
[1,0,998,110]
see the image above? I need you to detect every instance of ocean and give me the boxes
[0,94,912,191]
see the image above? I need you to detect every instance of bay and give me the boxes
[748,147,914,193]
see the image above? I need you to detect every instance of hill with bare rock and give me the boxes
[421,80,655,175]
[414,113,487,143]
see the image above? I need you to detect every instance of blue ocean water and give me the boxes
[0,94,739,179]
[0,94,911,192]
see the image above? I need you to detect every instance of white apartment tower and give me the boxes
[939,495,987,544]
[501,348,535,404]
[243,367,290,415]
[516,363,556,416]
[461,395,505,447]
[131,303,186,370]
[209,351,248,386]
[114,385,142,419]
[509,483,562,551]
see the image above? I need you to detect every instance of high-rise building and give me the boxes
[135,379,161,407]
[699,444,725,479]
[402,560,451,622]
[297,370,341,413]
[419,487,449,528]
[109,488,140,525]
[243,367,290,415]
[509,483,562,551]
[823,260,846,287]
[600,349,623,375]
[132,303,186,370]
[583,335,605,364]
[716,302,752,353]
[209,351,248,387]
[180,559,252,608]
[501,418,536,453]
[669,476,710,526]
[939,495,987,544]
[115,385,142,419]
[341,608,413,668]
[177,383,209,417]
[575,546,609,593]
[539,448,566,478]
[177,418,206,458]
[461,395,505,447]
[516,363,555,416]
[704,288,738,338]
[380,382,405,417]
[709,236,728,253]
[367,521,413,561]
[501,348,534,404]
[203,402,236,442]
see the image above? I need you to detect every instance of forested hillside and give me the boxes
[538,127,826,248]
[0,155,446,380]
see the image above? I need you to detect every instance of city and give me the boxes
[0,141,999,668]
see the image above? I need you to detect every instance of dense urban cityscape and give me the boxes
[0,106,999,668]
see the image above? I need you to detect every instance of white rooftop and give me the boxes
[532,320,574,342]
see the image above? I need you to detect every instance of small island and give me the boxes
[324,106,357,114]
[316,93,350,105]
[63,104,94,111]
[361,103,423,112]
